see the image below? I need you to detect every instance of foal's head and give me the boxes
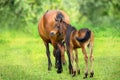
[50,17,67,37]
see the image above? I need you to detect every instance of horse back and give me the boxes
[70,28,94,49]
[76,28,94,48]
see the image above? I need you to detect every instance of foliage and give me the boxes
[0,0,120,30]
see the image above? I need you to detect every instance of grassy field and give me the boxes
[0,28,120,80]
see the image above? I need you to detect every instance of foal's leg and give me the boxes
[82,47,88,79]
[58,43,66,65]
[74,49,80,74]
[67,49,73,74]
[70,48,76,77]
[61,45,66,65]
[89,43,94,77]
[44,42,52,70]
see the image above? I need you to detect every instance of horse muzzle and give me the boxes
[50,31,56,37]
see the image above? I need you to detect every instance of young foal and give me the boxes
[51,21,94,78]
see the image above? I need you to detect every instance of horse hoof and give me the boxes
[55,65,57,68]
[83,72,88,79]
[69,71,72,74]
[48,63,52,70]
[57,69,63,73]
[72,71,76,77]
[83,76,87,79]
[72,74,76,77]
[48,67,51,71]
[90,72,94,78]
[69,69,73,74]
[78,69,80,74]
[62,62,66,65]
[55,63,58,68]
[48,68,51,71]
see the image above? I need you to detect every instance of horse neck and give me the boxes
[62,21,72,31]
[64,22,77,47]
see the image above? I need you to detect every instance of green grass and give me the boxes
[0,29,120,80]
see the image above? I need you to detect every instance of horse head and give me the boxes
[50,12,65,37]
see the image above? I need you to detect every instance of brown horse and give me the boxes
[38,10,69,73]
[51,20,94,78]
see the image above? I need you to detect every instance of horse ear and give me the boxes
[55,17,63,23]
[55,18,58,22]
[60,18,63,22]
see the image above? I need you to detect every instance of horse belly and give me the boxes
[38,17,51,42]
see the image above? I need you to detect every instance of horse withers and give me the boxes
[51,20,94,78]
[38,10,69,73]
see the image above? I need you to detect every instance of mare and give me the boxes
[50,20,94,78]
[38,10,69,73]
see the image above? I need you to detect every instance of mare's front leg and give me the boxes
[44,42,52,70]
[56,44,63,73]
[53,49,57,68]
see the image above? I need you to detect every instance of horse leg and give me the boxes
[56,44,63,73]
[67,49,73,74]
[44,42,52,70]
[70,48,76,77]
[57,42,66,65]
[61,45,66,65]
[74,49,80,75]
[53,43,63,69]
[89,43,94,77]
[53,49,58,68]
[82,47,88,79]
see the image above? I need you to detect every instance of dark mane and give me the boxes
[64,22,76,48]
[56,12,64,21]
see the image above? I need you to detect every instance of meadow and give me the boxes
[0,0,120,80]
[0,25,120,80]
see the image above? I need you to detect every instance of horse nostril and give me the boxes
[50,32,55,36]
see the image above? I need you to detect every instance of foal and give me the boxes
[51,20,94,78]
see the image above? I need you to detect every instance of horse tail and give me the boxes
[76,30,91,43]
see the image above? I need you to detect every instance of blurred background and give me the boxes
[0,0,120,37]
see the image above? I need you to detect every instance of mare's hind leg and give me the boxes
[44,42,52,70]
[74,49,80,74]
[82,47,88,79]
[89,43,94,77]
